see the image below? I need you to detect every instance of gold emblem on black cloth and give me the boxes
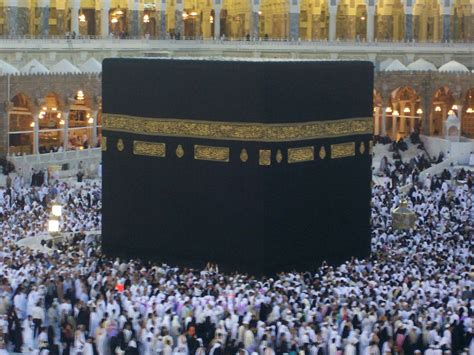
[240,149,248,162]
[276,149,283,163]
[259,150,271,166]
[319,146,326,159]
[359,142,366,155]
[331,142,355,159]
[117,139,124,152]
[133,141,166,157]
[288,146,314,163]
[176,144,184,158]
[194,145,230,162]
[101,137,107,151]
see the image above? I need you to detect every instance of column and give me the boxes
[101,0,111,37]
[251,0,260,39]
[329,5,337,41]
[381,109,387,135]
[399,104,406,135]
[374,108,380,135]
[174,0,184,37]
[0,106,9,157]
[34,114,39,155]
[404,6,413,41]
[63,111,70,151]
[392,115,398,138]
[214,0,222,39]
[421,94,431,135]
[128,0,140,37]
[71,0,80,35]
[366,5,375,42]
[155,0,166,39]
[409,103,415,132]
[56,3,67,35]
[37,0,50,36]
[156,0,167,38]
[289,0,300,40]
[441,6,450,42]
[91,110,98,147]
[4,0,30,36]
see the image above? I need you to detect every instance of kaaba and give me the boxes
[102,58,373,274]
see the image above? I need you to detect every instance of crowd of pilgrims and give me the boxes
[0,163,472,354]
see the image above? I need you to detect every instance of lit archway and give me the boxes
[8,93,34,155]
[38,93,64,154]
[430,87,455,136]
[388,86,422,140]
[67,90,95,151]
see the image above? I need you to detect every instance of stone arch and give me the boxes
[430,86,455,136]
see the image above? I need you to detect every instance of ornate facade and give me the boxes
[0,0,472,41]
[0,70,472,157]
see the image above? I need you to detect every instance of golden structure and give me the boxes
[0,0,472,41]
[391,199,417,230]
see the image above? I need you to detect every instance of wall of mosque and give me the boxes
[0,0,472,41]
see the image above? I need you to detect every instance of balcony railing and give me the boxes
[0,35,472,47]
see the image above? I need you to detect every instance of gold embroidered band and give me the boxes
[288,146,315,163]
[331,142,355,159]
[103,114,373,142]
[133,141,166,157]
[194,145,230,162]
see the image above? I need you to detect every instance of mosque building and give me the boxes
[0,0,472,41]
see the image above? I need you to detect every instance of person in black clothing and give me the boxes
[276,333,289,355]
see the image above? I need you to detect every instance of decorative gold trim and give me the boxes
[194,145,230,162]
[276,149,283,163]
[359,142,366,155]
[331,142,355,159]
[259,150,271,166]
[116,138,124,152]
[240,148,248,162]
[176,144,184,158]
[319,146,326,160]
[133,141,166,157]
[101,136,107,152]
[103,114,373,142]
[369,140,373,154]
[288,146,315,163]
